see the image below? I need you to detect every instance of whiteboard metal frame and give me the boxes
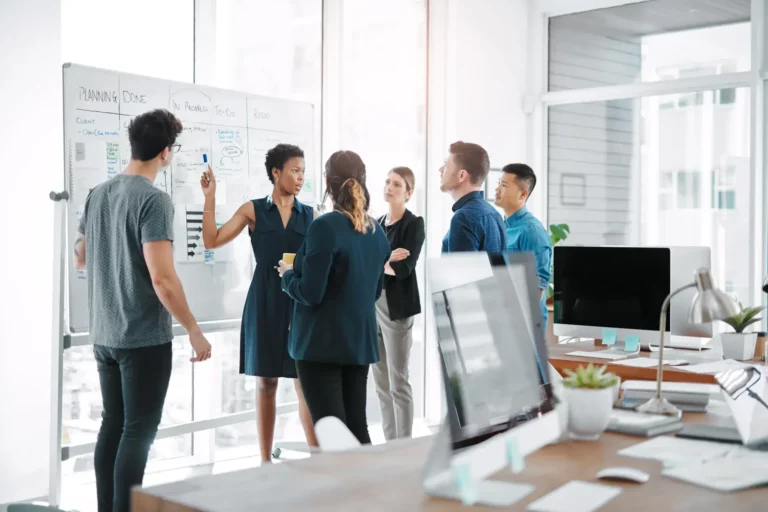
[60,402,298,461]
[64,319,243,348]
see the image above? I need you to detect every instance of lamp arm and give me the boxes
[746,389,768,412]
[654,282,697,400]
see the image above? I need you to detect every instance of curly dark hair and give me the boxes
[265,143,304,184]
[128,109,183,161]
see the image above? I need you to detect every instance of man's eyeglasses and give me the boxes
[171,143,182,153]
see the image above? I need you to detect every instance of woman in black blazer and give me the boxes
[372,167,425,440]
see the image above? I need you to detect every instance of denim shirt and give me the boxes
[441,191,506,254]
[505,206,552,326]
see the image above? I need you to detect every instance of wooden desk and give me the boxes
[132,412,763,511]
[548,341,719,384]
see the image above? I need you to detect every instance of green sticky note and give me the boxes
[602,328,617,345]
[507,438,525,474]
[625,335,640,352]
[454,464,476,505]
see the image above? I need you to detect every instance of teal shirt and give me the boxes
[504,207,552,327]
[281,211,391,365]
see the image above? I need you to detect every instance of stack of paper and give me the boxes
[679,359,752,375]
[621,437,768,492]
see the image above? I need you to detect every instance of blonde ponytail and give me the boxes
[340,178,374,234]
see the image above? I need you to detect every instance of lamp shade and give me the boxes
[715,367,761,400]
[689,268,740,324]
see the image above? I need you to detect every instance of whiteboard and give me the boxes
[63,63,317,333]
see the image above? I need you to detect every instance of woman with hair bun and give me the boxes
[277,150,390,444]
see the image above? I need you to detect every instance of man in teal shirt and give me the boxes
[494,164,552,327]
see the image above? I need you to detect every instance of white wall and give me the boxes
[425,0,530,423]
[0,0,61,504]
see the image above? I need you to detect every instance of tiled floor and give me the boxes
[56,421,434,512]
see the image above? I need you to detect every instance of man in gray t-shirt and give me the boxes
[73,109,211,512]
[78,176,176,347]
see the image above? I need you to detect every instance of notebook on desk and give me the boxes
[606,409,683,437]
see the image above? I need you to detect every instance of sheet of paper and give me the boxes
[618,436,733,465]
[526,481,621,512]
[662,455,768,492]
[612,358,689,368]
[679,359,752,374]
[567,350,629,361]
[621,380,720,395]
[175,205,235,264]
[609,409,673,427]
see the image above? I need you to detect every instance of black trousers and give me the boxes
[295,360,371,444]
[93,342,172,512]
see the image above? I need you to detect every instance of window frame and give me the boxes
[529,0,767,317]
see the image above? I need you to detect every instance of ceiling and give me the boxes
[552,0,751,38]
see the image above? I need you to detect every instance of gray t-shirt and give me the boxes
[78,174,175,348]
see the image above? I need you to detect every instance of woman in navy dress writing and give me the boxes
[200,144,317,462]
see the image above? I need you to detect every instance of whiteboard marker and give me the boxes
[203,154,210,182]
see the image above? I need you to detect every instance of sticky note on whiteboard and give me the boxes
[76,142,86,161]
[602,328,617,345]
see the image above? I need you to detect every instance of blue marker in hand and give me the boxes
[203,153,210,182]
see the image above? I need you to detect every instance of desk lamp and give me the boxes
[716,366,768,412]
[637,268,739,417]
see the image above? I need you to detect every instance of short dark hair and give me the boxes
[450,141,490,185]
[502,163,537,198]
[128,109,183,161]
[265,144,304,184]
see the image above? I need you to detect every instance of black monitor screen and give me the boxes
[553,246,670,331]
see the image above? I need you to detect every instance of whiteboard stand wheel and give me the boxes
[272,447,282,459]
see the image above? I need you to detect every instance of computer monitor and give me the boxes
[553,246,712,348]
[424,252,561,505]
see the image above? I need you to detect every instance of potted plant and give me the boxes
[547,223,570,302]
[562,364,618,440]
[720,303,765,360]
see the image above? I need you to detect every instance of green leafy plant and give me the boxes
[547,223,570,299]
[562,363,618,389]
[721,302,765,333]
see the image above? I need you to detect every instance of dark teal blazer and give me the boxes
[281,211,391,365]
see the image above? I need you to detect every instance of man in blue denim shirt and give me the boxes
[494,163,552,326]
[439,141,505,253]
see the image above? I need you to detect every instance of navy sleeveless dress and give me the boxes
[239,196,313,378]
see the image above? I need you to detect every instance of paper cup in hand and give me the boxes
[282,253,296,265]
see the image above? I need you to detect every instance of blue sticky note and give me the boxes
[625,335,640,352]
[602,328,617,345]
[507,438,525,474]
[454,464,476,505]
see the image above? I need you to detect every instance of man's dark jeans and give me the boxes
[93,342,172,512]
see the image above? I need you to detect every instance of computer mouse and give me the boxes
[595,466,649,483]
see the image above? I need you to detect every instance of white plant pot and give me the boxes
[565,386,614,441]
[721,333,757,361]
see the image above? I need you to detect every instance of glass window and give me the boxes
[548,1,750,91]
[548,87,750,301]
[61,0,196,482]
[61,0,194,82]
[61,342,193,478]
[211,0,322,197]
[676,171,702,209]
[330,0,428,423]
